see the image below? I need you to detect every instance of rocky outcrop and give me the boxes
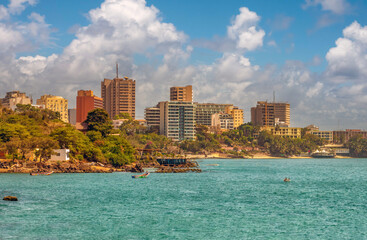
[3,196,18,201]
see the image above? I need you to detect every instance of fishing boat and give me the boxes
[30,171,54,176]
[132,172,150,179]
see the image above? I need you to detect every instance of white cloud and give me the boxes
[303,0,350,14]
[227,7,265,51]
[8,0,37,15]
[326,21,367,82]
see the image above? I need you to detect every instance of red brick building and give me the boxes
[76,90,103,123]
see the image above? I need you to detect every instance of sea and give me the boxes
[1,158,367,239]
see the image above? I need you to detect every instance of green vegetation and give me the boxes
[346,135,367,157]
[0,104,331,167]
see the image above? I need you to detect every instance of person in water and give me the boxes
[284,177,291,182]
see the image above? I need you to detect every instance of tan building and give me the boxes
[101,75,136,119]
[333,129,367,144]
[211,113,234,131]
[263,126,301,139]
[170,85,193,102]
[145,106,160,129]
[1,91,32,110]
[311,130,333,142]
[159,101,196,141]
[225,106,244,128]
[37,95,69,122]
[196,103,233,126]
[251,101,290,127]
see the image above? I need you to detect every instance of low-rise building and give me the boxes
[263,126,302,139]
[333,129,367,144]
[311,130,333,142]
[50,149,70,161]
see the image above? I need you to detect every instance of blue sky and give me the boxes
[1,0,367,129]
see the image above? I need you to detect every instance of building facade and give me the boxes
[333,129,367,144]
[144,106,160,129]
[1,91,32,110]
[159,101,196,141]
[76,90,103,123]
[225,106,244,128]
[195,103,233,126]
[211,113,234,131]
[170,85,193,102]
[101,76,136,119]
[68,108,76,125]
[311,130,333,142]
[36,95,68,122]
[251,101,290,127]
[263,126,302,139]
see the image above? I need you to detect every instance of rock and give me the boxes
[3,196,18,201]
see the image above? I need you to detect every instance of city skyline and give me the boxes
[0,0,367,130]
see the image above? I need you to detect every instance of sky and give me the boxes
[1,0,367,130]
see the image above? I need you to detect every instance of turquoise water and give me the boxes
[1,158,367,239]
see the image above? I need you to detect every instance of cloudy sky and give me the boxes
[1,0,367,130]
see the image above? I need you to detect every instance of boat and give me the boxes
[30,171,54,176]
[284,178,291,182]
[311,150,335,158]
[206,164,219,166]
[132,172,150,179]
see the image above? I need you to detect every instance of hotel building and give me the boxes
[145,106,161,129]
[211,113,234,131]
[225,106,244,129]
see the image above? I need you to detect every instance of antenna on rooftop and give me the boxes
[273,91,275,103]
[116,62,118,78]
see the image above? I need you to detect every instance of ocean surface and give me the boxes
[1,158,367,239]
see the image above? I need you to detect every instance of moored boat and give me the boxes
[30,171,54,176]
[132,172,150,179]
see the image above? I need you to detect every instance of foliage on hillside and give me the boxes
[346,135,367,157]
[0,105,136,166]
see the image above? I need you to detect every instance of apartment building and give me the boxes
[263,126,302,139]
[36,95,69,122]
[76,90,103,123]
[170,85,193,102]
[195,103,233,126]
[101,76,135,119]
[211,113,234,131]
[159,101,196,141]
[145,106,160,129]
[311,130,333,142]
[1,91,31,110]
[225,106,244,128]
[251,101,290,127]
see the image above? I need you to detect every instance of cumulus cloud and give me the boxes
[227,7,265,51]
[303,0,350,14]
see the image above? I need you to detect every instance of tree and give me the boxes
[84,109,112,137]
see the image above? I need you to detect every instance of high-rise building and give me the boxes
[36,95,69,122]
[159,101,196,141]
[101,75,136,119]
[251,101,290,127]
[76,90,103,123]
[1,91,32,110]
[170,85,193,102]
[195,103,233,126]
[145,106,160,129]
[225,106,244,128]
